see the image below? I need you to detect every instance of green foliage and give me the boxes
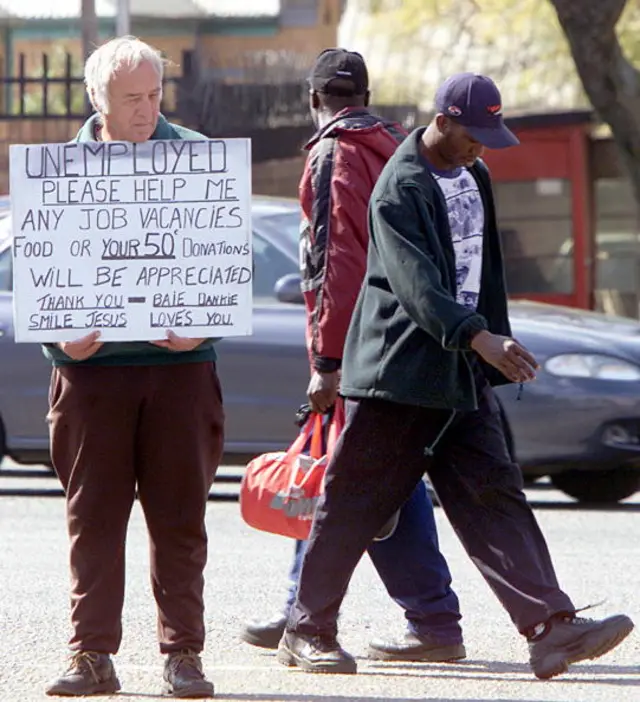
[347,0,639,108]
[13,44,85,116]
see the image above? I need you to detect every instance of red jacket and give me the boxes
[299,108,406,372]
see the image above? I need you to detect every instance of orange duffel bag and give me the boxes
[239,400,344,540]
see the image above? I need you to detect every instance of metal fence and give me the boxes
[0,49,420,163]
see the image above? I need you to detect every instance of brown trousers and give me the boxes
[48,361,224,655]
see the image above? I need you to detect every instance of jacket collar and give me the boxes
[304,106,374,150]
[397,126,486,183]
[74,113,175,142]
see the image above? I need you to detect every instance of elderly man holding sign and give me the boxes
[8,36,252,698]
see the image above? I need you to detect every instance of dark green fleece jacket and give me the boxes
[341,126,512,411]
[43,114,217,367]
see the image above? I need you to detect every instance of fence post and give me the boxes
[64,53,73,117]
[18,53,25,117]
[42,53,49,118]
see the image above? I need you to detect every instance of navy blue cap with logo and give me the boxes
[435,72,519,149]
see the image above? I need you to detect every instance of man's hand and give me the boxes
[307,370,340,414]
[150,330,205,352]
[471,330,539,383]
[57,331,103,361]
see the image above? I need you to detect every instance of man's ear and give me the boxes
[435,113,451,135]
[310,90,320,110]
[364,90,370,107]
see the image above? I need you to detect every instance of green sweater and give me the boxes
[341,127,512,411]
[42,114,217,367]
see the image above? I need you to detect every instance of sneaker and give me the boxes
[241,612,288,649]
[45,651,120,696]
[163,650,214,698]
[277,630,357,674]
[529,612,634,679]
[368,631,466,662]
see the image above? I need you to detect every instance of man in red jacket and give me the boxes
[242,49,464,664]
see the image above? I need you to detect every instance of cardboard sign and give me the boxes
[9,138,252,342]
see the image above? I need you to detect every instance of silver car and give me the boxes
[1,198,640,504]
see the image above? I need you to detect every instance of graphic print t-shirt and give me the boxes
[430,166,485,310]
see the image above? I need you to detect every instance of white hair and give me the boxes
[84,36,165,113]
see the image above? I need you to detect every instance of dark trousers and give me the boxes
[48,362,224,655]
[284,480,462,642]
[288,380,574,638]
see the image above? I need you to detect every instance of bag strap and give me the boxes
[309,413,324,459]
[283,415,317,463]
[326,397,345,456]
[286,413,325,495]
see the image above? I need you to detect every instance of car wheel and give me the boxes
[551,468,640,504]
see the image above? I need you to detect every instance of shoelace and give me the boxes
[168,650,203,675]
[67,651,101,684]
[560,599,607,625]
[310,635,337,653]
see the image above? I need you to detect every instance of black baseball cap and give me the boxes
[435,72,519,149]
[308,48,369,96]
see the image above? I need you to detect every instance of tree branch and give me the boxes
[550,0,640,206]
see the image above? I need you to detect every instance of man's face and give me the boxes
[438,117,485,168]
[100,60,162,142]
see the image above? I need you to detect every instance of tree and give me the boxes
[549,0,640,205]
[344,0,640,202]
[344,1,585,107]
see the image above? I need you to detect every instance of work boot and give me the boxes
[368,631,466,662]
[163,650,214,698]
[241,612,288,649]
[529,612,634,679]
[277,630,357,674]
[45,651,120,696]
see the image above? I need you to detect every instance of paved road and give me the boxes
[1,468,638,702]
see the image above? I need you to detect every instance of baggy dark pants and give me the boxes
[288,377,575,638]
[284,480,463,643]
[48,362,224,655]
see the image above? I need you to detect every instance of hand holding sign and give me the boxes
[58,330,103,360]
[150,330,205,352]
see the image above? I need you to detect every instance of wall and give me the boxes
[7,0,342,77]
[0,119,83,193]
[10,34,196,76]
[199,24,338,69]
[252,156,305,198]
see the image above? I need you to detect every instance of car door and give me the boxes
[215,229,309,455]
[0,243,52,458]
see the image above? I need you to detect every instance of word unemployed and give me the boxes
[23,139,229,180]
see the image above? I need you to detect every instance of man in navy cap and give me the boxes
[278,72,634,678]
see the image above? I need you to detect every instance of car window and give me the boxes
[257,211,300,254]
[0,246,12,292]
[252,231,298,303]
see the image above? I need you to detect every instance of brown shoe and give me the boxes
[163,650,214,698]
[45,651,120,696]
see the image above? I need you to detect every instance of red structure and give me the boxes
[483,110,595,310]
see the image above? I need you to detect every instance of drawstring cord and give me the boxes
[424,410,457,457]
[424,379,525,458]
